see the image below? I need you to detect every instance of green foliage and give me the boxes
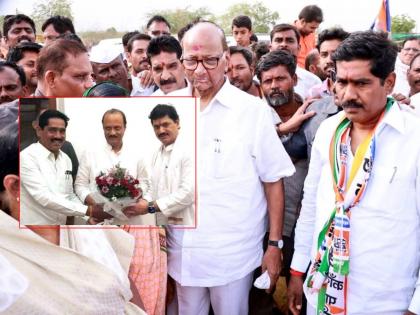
[391,14,416,34]
[145,7,215,35]
[219,2,279,34]
[31,0,73,32]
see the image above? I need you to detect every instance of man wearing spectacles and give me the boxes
[394,37,420,97]
[168,21,295,315]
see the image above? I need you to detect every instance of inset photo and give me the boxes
[19,97,197,228]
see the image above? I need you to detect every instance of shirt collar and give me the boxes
[105,142,123,155]
[209,78,236,110]
[162,143,174,153]
[380,99,406,135]
[36,142,63,160]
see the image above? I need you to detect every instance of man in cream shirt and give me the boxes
[20,109,106,225]
[75,108,152,225]
[123,104,194,226]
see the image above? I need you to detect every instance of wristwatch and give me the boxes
[268,239,284,249]
[147,201,156,214]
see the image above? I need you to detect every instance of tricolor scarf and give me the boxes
[305,98,394,315]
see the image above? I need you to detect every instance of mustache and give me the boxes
[0,96,14,104]
[160,78,177,86]
[340,101,364,109]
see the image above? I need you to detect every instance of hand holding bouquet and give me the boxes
[94,164,141,221]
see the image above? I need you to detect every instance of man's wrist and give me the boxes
[268,239,284,249]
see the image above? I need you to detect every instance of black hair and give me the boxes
[84,81,129,97]
[102,108,127,127]
[409,52,420,69]
[332,30,398,83]
[256,50,296,81]
[229,46,254,67]
[298,5,323,23]
[6,42,42,63]
[0,121,18,192]
[3,14,36,38]
[232,15,252,31]
[149,104,179,122]
[0,61,26,86]
[317,27,350,51]
[56,33,84,45]
[305,50,319,71]
[122,31,140,48]
[127,33,152,53]
[270,24,300,43]
[41,15,75,34]
[38,109,69,129]
[146,15,171,30]
[147,35,182,59]
[250,41,270,64]
[402,36,420,49]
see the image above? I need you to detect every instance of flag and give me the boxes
[370,0,391,33]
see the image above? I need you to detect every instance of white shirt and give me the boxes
[295,67,322,100]
[292,103,420,314]
[151,136,195,226]
[20,142,87,225]
[393,56,410,97]
[167,80,295,286]
[130,75,155,96]
[410,92,420,116]
[75,143,153,225]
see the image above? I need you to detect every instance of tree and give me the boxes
[145,7,215,35]
[391,14,416,33]
[219,2,279,34]
[31,0,73,31]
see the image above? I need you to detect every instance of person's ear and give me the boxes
[384,72,396,94]
[45,70,56,88]
[3,174,19,201]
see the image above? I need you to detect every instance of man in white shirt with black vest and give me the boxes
[168,21,295,315]
[20,109,108,225]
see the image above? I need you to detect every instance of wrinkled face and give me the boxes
[260,64,295,107]
[335,59,395,125]
[92,56,129,90]
[103,112,126,150]
[128,39,151,74]
[17,50,38,88]
[0,67,24,104]
[43,24,65,45]
[227,52,253,92]
[49,52,93,97]
[152,115,179,146]
[270,30,300,57]
[232,26,252,47]
[299,20,320,36]
[148,21,170,38]
[182,24,229,99]
[319,39,342,80]
[400,39,420,65]
[38,118,66,155]
[150,51,185,94]
[407,56,420,95]
[5,21,36,48]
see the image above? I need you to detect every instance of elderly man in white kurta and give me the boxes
[167,22,295,315]
[75,108,152,225]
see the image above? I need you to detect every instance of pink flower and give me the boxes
[101,186,110,194]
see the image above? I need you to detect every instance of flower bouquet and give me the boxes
[93,164,141,221]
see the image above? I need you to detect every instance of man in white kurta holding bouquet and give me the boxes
[75,108,152,224]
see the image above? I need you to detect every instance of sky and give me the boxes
[1,0,419,33]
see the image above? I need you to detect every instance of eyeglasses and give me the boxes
[402,47,420,53]
[181,53,224,70]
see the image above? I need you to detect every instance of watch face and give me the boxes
[148,205,156,214]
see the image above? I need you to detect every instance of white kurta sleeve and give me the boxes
[156,154,194,217]
[74,151,93,204]
[20,153,88,217]
[137,158,152,202]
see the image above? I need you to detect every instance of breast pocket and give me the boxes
[213,137,253,179]
[362,164,412,212]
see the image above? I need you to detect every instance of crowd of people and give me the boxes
[0,3,420,315]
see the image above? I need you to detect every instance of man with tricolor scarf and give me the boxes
[288,31,420,315]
